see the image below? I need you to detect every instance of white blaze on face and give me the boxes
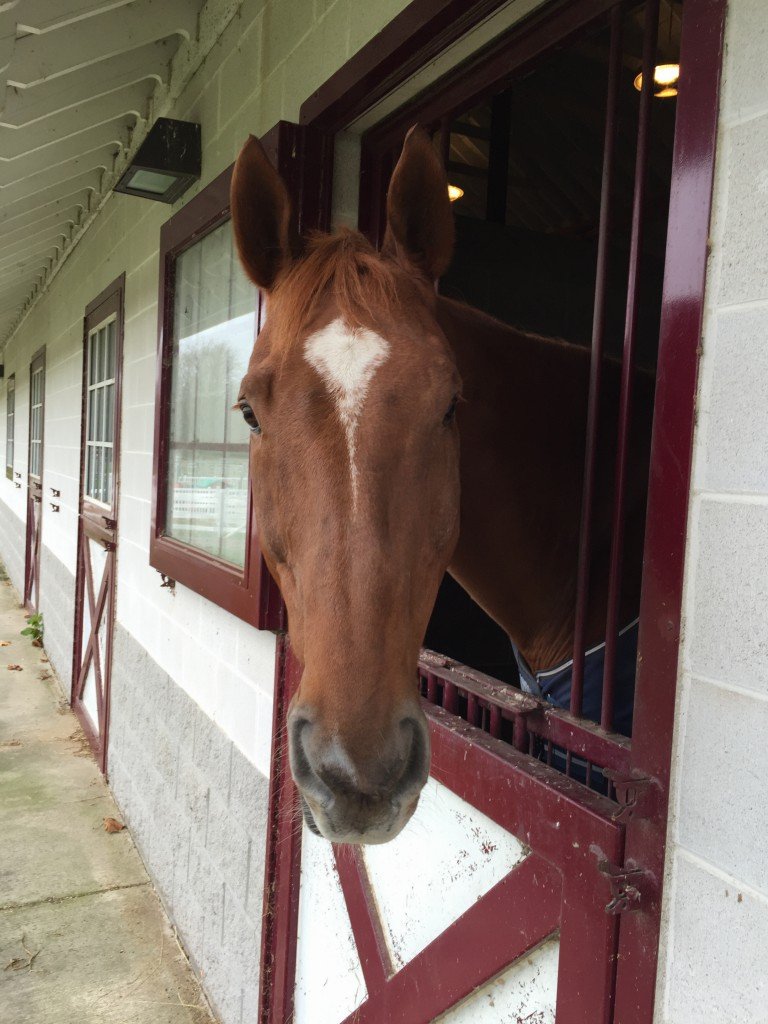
[304,317,390,511]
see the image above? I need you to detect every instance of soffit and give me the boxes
[0,0,207,347]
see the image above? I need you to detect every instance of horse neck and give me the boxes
[436,296,593,672]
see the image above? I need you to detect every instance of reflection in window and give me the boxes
[6,375,14,481]
[29,364,44,479]
[166,220,256,567]
[85,319,116,505]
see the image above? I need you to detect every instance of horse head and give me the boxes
[231,127,460,843]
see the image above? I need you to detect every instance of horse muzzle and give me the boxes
[287,704,430,844]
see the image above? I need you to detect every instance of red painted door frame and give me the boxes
[256,0,728,1020]
[23,346,46,612]
[71,274,125,774]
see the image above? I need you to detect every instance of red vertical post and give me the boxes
[602,0,660,730]
[570,6,623,718]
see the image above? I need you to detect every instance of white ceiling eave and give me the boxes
[0,0,244,350]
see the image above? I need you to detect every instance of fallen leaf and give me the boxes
[7,664,22,672]
[103,817,125,833]
[31,639,43,648]
[0,640,11,647]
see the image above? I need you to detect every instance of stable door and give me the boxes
[23,348,45,610]
[72,278,124,772]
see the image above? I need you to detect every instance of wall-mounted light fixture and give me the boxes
[634,63,680,98]
[447,184,464,202]
[114,118,201,204]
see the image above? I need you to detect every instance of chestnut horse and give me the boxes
[230,127,651,844]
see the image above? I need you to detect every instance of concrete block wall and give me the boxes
[108,624,269,1024]
[655,2,768,1021]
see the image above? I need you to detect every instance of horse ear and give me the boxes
[385,124,454,280]
[230,135,291,291]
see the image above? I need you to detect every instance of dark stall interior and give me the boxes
[423,0,681,691]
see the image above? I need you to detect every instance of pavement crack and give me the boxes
[0,880,150,913]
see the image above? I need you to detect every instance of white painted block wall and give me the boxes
[0,0,412,778]
[655,2,768,1021]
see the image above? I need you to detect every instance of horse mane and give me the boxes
[269,229,406,343]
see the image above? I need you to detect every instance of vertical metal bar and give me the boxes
[467,694,479,726]
[490,705,502,738]
[570,6,624,719]
[602,0,660,730]
[443,682,457,714]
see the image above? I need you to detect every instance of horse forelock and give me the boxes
[269,228,410,349]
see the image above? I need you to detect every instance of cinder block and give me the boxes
[717,114,768,306]
[230,742,270,829]
[720,0,768,125]
[193,712,233,803]
[206,791,251,907]
[164,679,197,761]
[663,853,768,1023]
[700,307,768,495]
[689,499,768,696]
[177,757,211,843]
[676,677,768,895]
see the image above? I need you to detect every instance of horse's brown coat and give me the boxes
[230,127,651,843]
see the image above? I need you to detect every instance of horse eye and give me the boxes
[443,395,459,426]
[240,402,261,434]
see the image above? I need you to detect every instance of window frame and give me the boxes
[150,164,282,630]
[6,373,15,481]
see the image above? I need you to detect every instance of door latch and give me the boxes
[599,860,649,915]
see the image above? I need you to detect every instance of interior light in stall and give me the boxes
[633,63,680,98]
[448,184,464,202]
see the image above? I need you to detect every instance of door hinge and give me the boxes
[599,860,649,915]
[603,769,657,824]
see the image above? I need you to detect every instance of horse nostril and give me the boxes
[393,715,430,799]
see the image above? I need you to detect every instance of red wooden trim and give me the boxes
[613,1,728,1019]
[258,639,303,1024]
[333,846,393,994]
[72,273,125,774]
[301,0,536,133]
[340,855,561,1024]
[23,346,45,611]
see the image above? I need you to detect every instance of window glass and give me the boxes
[85,320,116,505]
[6,375,15,480]
[165,220,256,567]
[29,365,44,479]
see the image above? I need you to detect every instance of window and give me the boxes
[29,361,44,479]
[85,317,117,506]
[6,374,14,480]
[151,164,281,629]
[165,221,254,565]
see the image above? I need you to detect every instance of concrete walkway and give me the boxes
[0,564,217,1024]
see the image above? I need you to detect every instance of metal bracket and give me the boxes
[101,516,117,531]
[49,503,60,513]
[159,573,176,591]
[50,487,60,497]
[603,769,656,824]
[599,860,647,915]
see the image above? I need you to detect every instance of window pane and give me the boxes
[165,220,256,566]
[106,321,116,380]
[104,384,114,444]
[89,333,98,385]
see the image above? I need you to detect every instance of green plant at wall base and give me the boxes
[21,612,44,645]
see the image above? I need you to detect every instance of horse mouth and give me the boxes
[300,795,323,837]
